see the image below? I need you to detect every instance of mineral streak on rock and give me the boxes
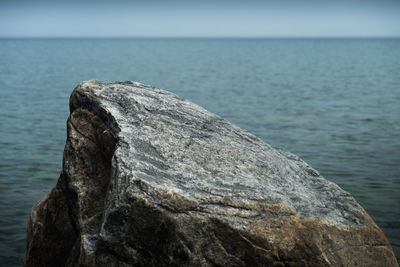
[24,80,397,266]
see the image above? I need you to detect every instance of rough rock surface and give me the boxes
[24,80,397,266]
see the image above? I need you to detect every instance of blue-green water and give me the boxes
[0,38,399,265]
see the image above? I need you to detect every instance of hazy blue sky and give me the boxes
[1,0,399,37]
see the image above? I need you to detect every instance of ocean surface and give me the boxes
[0,38,399,265]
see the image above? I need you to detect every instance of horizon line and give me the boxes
[1,36,400,39]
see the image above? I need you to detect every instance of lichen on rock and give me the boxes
[24,80,398,266]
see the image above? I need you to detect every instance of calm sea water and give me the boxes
[0,38,399,265]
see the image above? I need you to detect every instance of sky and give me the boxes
[0,0,399,38]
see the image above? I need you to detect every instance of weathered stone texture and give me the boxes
[24,80,398,266]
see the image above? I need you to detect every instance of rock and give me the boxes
[24,80,397,266]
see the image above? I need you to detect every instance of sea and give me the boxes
[0,38,399,265]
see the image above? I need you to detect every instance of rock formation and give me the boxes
[24,80,397,266]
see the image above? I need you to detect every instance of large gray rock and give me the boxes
[24,80,397,266]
